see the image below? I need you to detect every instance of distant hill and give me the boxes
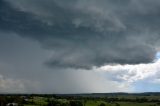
[1,92,160,97]
[56,92,160,97]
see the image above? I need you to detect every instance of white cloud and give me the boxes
[96,58,160,83]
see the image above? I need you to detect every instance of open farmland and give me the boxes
[0,93,160,106]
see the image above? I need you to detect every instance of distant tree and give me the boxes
[70,100,83,106]
[115,103,120,106]
[48,100,60,106]
[149,104,156,106]
[99,103,105,106]
[157,102,160,105]
[136,97,148,103]
[0,96,7,106]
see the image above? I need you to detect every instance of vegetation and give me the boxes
[1,93,160,106]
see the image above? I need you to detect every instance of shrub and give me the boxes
[99,103,105,106]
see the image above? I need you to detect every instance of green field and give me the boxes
[22,96,160,106]
[23,100,159,106]
[1,93,160,106]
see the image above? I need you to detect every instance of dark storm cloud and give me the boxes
[1,0,160,69]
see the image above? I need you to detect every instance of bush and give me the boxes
[99,103,105,106]
[70,100,83,106]
[115,103,120,106]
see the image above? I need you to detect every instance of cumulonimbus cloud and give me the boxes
[1,0,160,69]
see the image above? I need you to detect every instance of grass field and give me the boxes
[23,98,160,106]
[2,94,160,106]
[85,101,158,106]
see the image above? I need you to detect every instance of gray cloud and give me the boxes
[1,0,160,69]
[0,33,131,93]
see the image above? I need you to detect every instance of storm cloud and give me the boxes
[1,0,160,69]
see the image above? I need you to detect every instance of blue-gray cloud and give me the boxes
[1,0,160,69]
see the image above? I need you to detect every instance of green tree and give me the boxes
[99,103,105,106]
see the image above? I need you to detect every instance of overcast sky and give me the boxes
[0,0,160,93]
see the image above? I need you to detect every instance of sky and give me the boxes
[0,0,160,94]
